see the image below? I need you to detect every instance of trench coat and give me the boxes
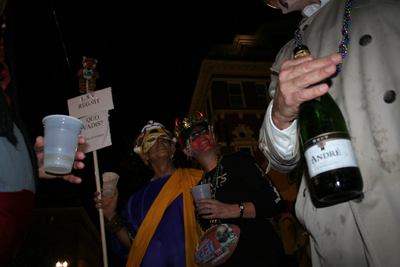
[259,0,400,266]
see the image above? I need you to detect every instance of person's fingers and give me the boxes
[297,83,330,102]
[34,136,45,153]
[280,54,315,74]
[62,174,82,184]
[196,198,217,205]
[271,54,342,129]
[78,136,86,145]
[291,63,337,92]
[74,151,86,160]
[285,53,341,82]
[279,53,341,96]
[197,205,210,215]
[72,161,85,170]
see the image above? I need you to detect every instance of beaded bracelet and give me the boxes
[104,213,125,234]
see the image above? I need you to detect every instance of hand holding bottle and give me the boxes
[285,46,364,203]
[271,53,342,130]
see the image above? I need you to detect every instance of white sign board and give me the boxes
[68,87,114,118]
[68,87,114,153]
[77,110,112,153]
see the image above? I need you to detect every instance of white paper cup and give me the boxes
[102,172,120,198]
[43,115,84,174]
[190,183,212,207]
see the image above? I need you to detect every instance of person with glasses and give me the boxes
[93,120,203,267]
[175,113,298,267]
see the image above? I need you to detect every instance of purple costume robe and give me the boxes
[112,174,186,266]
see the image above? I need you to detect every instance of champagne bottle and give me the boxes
[295,45,363,203]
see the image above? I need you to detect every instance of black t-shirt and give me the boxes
[197,152,288,266]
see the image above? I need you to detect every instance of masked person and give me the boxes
[259,0,400,266]
[175,113,298,267]
[94,121,203,267]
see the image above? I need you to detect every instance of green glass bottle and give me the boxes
[295,46,363,203]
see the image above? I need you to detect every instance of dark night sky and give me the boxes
[13,0,299,134]
[10,0,300,243]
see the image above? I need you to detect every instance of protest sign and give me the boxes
[78,110,112,153]
[67,87,114,153]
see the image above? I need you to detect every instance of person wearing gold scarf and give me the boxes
[94,120,203,266]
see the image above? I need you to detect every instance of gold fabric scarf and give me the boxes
[126,168,203,267]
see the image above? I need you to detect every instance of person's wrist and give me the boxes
[105,213,124,234]
[230,204,241,218]
[271,110,294,130]
[105,211,117,222]
[238,203,245,218]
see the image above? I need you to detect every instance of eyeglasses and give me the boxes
[190,128,209,141]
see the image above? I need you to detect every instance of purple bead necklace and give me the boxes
[294,0,353,78]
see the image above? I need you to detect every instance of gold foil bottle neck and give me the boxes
[294,45,310,59]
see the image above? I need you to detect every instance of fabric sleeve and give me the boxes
[111,229,130,260]
[268,101,298,158]
[110,196,137,259]
[235,152,286,218]
[259,100,301,174]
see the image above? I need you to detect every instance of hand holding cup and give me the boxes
[35,135,86,184]
[42,115,84,174]
[102,172,120,198]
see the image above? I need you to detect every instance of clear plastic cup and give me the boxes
[102,172,120,198]
[43,115,83,174]
[190,183,212,207]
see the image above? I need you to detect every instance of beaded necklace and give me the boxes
[202,154,222,199]
[294,0,353,78]
[196,154,222,236]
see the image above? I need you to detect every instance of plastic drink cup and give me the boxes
[43,115,84,174]
[190,183,212,207]
[102,172,120,198]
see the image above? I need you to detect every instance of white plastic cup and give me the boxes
[190,183,212,207]
[43,115,84,174]
[102,172,120,198]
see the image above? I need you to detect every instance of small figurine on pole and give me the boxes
[75,56,109,266]
[77,56,99,93]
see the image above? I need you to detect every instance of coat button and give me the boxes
[359,35,372,46]
[303,188,307,197]
[383,90,396,103]
[302,24,308,31]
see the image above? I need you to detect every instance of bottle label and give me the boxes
[304,132,359,177]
